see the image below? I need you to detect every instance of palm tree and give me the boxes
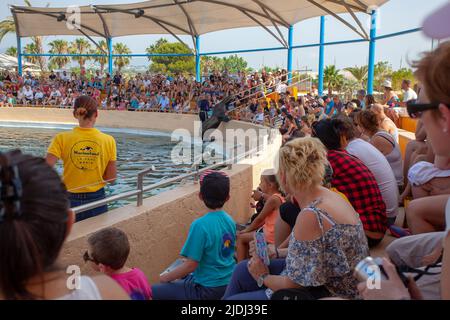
[5,46,17,57]
[48,39,70,70]
[91,40,108,74]
[23,43,40,65]
[323,65,344,94]
[70,38,92,70]
[113,42,131,72]
[0,1,48,71]
[344,65,368,89]
[0,20,15,43]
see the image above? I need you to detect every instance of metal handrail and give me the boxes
[72,145,264,215]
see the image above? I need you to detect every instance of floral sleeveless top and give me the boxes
[266,199,369,299]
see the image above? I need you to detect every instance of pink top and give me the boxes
[110,268,152,300]
[263,194,284,244]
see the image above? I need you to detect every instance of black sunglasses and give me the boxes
[83,251,97,264]
[406,100,441,119]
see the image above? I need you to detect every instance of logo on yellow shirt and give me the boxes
[70,140,101,170]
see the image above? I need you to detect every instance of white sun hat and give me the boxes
[382,80,392,89]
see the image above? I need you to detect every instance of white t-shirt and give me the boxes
[346,138,399,218]
[254,112,264,124]
[276,83,287,94]
[50,90,61,98]
[403,88,418,102]
[23,87,34,100]
[34,91,44,99]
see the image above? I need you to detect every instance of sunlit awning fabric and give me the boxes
[11,0,389,46]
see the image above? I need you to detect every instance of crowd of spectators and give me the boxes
[0,5,449,302]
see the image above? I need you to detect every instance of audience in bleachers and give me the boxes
[312,119,388,247]
[359,40,450,301]
[223,138,369,300]
[1,15,449,300]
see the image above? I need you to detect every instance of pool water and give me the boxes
[0,124,194,208]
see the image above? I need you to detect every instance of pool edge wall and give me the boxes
[0,107,281,283]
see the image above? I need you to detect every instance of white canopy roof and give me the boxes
[0,53,40,70]
[11,0,389,44]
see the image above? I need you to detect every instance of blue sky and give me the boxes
[0,0,447,71]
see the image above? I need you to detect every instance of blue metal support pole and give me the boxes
[287,25,294,84]
[195,35,201,82]
[107,37,113,75]
[367,9,378,95]
[318,16,325,96]
[17,37,23,76]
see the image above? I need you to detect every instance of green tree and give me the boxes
[221,55,248,73]
[91,40,108,73]
[70,38,92,70]
[146,38,194,76]
[260,66,279,73]
[201,55,250,74]
[113,42,131,72]
[201,56,223,74]
[344,65,368,89]
[323,65,344,93]
[391,68,415,91]
[5,46,17,57]
[374,61,393,92]
[48,39,70,70]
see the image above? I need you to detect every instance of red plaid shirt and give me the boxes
[327,149,387,234]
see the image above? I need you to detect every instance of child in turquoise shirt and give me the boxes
[152,170,236,300]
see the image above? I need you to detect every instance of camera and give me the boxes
[354,257,409,286]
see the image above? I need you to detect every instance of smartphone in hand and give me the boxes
[254,227,270,266]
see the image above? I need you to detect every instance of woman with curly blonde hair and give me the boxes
[223,137,369,300]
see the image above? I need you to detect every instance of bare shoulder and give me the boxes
[91,275,130,300]
[320,190,359,223]
[268,194,283,205]
[293,208,323,241]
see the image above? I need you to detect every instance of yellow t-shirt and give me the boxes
[330,187,352,205]
[48,127,117,193]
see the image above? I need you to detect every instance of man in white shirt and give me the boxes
[143,77,151,88]
[159,92,170,111]
[34,88,44,104]
[22,85,34,104]
[49,87,62,105]
[276,81,287,94]
[399,79,418,107]
[61,71,70,82]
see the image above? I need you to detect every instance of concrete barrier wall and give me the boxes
[0,107,281,283]
[60,163,256,283]
[0,107,199,135]
[398,129,416,159]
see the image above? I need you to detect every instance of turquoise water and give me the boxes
[0,123,194,208]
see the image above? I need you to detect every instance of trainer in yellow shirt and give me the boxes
[47,127,116,193]
[46,95,117,222]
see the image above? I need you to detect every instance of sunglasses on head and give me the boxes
[83,250,97,264]
[406,100,441,119]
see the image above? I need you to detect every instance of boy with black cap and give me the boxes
[152,170,236,300]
